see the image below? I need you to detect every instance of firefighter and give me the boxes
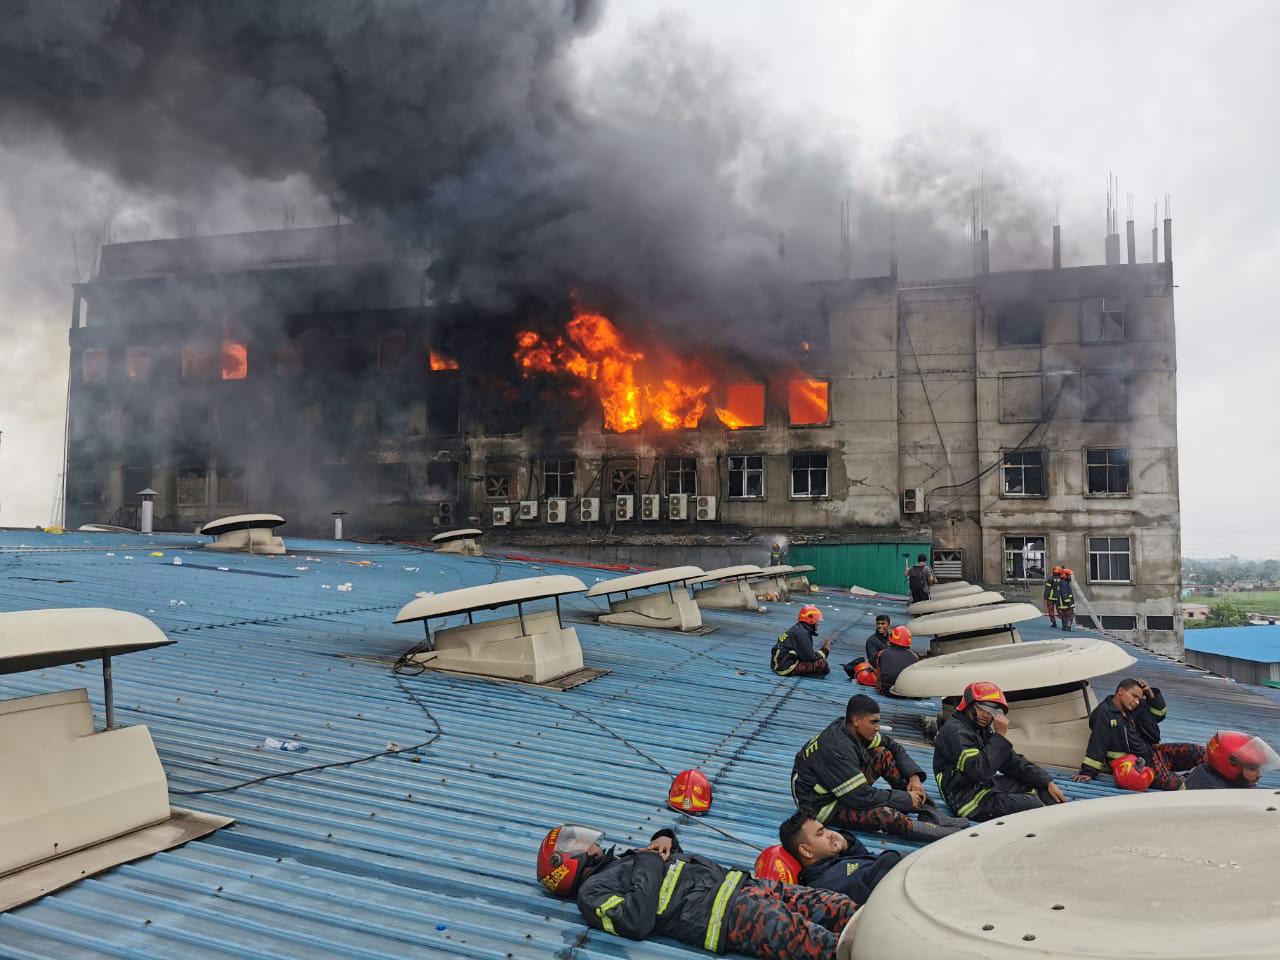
[1055,568,1076,630]
[769,542,786,566]
[1043,565,1062,628]
[874,625,918,696]
[842,615,890,685]
[792,694,967,842]
[1072,678,1206,790]
[777,810,902,904]
[933,681,1069,820]
[772,606,830,678]
[1185,730,1280,789]
[905,553,935,603]
[537,824,857,959]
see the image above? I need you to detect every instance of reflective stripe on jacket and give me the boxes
[932,709,1050,817]
[772,621,825,676]
[1080,688,1167,775]
[791,718,923,822]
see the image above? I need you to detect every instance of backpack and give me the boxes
[908,564,930,595]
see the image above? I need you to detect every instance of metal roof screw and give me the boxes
[1023,934,1036,941]
[982,924,994,931]
[969,832,979,837]
[1025,833,1037,838]
[1052,904,1065,910]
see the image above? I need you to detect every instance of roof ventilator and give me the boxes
[586,566,705,632]
[690,565,764,611]
[909,602,1042,655]
[907,589,1005,617]
[430,528,485,557]
[200,513,286,555]
[784,564,816,593]
[752,565,797,602]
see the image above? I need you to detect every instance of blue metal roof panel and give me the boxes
[1183,625,1280,663]
[1,531,1277,958]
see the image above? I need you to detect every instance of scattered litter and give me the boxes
[758,605,769,613]
[385,742,403,753]
[149,551,164,557]
[321,584,332,589]
[347,560,373,567]
[124,556,134,561]
[263,737,307,752]
[295,566,310,571]
[171,557,183,566]
[304,556,321,561]
[337,583,353,592]
[403,566,419,572]
[217,566,230,572]
[168,599,187,607]
[106,552,115,557]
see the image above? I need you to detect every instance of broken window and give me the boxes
[429,350,460,371]
[220,341,248,381]
[275,340,304,377]
[1146,615,1175,631]
[1081,298,1127,343]
[123,466,152,501]
[1086,448,1130,495]
[181,344,217,380]
[1089,536,1132,583]
[81,348,110,384]
[665,456,698,496]
[1100,615,1138,631]
[788,379,830,426]
[1003,535,1046,582]
[995,302,1043,346]
[69,469,106,507]
[484,471,513,501]
[378,333,408,373]
[1002,450,1046,497]
[999,374,1043,423]
[717,383,766,429]
[216,466,247,506]
[1082,371,1128,421]
[177,466,209,506]
[609,463,638,495]
[728,454,765,499]
[790,453,828,498]
[425,462,460,501]
[125,347,153,382]
[543,459,575,498]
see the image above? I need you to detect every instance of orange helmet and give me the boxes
[1051,565,1063,576]
[753,844,801,883]
[1109,754,1154,791]
[888,625,913,648]
[798,605,823,626]
[667,769,713,815]
[537,824,604,898]
[958,681,1008,714]
[1060,568,1073,579]
[1207,731,1280,786]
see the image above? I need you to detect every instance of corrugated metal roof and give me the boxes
[1184,625,1280,663]
[1,529,1277,959]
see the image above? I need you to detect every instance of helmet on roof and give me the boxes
[667,768,713,815]
[537,824,605,898]
[1206,731,1280,786]
[798,605,823,626]
[1109,754,1154,791]
[844,658,879,686]
[888,625,913,648]
[753,844,801,883]
[958,681,1008,714]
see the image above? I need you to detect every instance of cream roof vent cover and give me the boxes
[585,566,705,597]
[892,638,1136,697]
[928,582,982,598]
[200,513,286,556]
[908,602,1043,637]
[692,565,763,584]
[906,590,1005,616]
[430,528,485,556]
[586,567,705,633]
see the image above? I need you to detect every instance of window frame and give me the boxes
[215,465,248,507]
[1000,448,1047,499]
[786,378,832,428]
[1081,369,1129,422]
[719,382,767,431]
[1002,534,1047,583]
[483,469,514,502]
[664,456,699,496]
[998,373,1044,423]
[1084,446,1132,498]
[176,466,209,507]
[789,452,829,500]
[543,459,576,499]
[1080,297,1127,344]
[81,348,111,384]
[727,454,766,500]
[1146,615,1176,631]
[994,302,1044,347]
[1088,535,1133,584]
[1099,615,1139,631]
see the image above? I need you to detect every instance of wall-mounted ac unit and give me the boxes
[696,495,717,521]
[901,487,925,515]
[640,494,660,520]
[518,500,538,520]
[579,497,600,522]
[492,506,512,526]
[669,493,689,520]
[615,494,635,521]
[546,498,568,523]
[437,502,455,526]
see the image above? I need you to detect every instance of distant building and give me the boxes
[1184,626,1280,687]
[1183,603,1210,622]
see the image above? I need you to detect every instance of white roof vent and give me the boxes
[785,564,816,592]
[908,602,1043,655]
[906,590,1005,617]
[586,566,705,632]
[752,565,797,602]
[928,581,982,598]
[430,528,485,557]
[690,565,763,612]
[200,513,286,555]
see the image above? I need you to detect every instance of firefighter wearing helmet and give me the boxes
[932,681,1069,821]
[536,823,858,956]
[1073,678,1206,790]
[1044,565,1062,628]
[1186,731,1280,789]
[874,625,919,696]
[770,605,830,677]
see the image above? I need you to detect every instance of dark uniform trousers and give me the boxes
[968,774,1054,820]
[793,658,831,677]
[724,880,855,960]
[826,743,925,838]
[1148,742,1208,791]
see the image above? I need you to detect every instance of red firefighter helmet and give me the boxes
[854,659,879,687]
[537,824,605,898]
[1060,568,1074,579]
[753,844,802,883]
[1051,565,1063,576]
[1109,754,1154,791]
[888,625,913,648]
[957,681,1009,714]
[798,605,824,626]
[667,768,713,815]
[1206,731,1280,786]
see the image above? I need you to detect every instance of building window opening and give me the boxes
[429,350,460,371]
[177,466,209,506]
[1086,447,1130,495]
[1089,536,1132,583]
[182,344,217,380]
[1082,371,1129,421]
[609,464,638,495]
[1100,615,1139,631]
[425,462,460,501]
[995,302,1043,346]
[217,466,247,506]
[999,374,1043,422]
[543,459,575,498]
[1003,535,1046,582]
[81,348,110,384]
[790,453,828,498]
[1146,615,1175,631]
[276,340,304,377]
[716,383,766,429]
[484,472,512,501]
[665,456,698,496]
[378,333,408,373]
[1002,449,1046,497]
[728,454,765,499]
[375,462,411,503]
[788,379,830,426]
[220,341,248,380]
[426,381,460,435]
[1081,298,1127,343]
[125,347,153,382]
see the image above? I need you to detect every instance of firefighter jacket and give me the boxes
[576,829,749,953]
[1055,577,1075,608]
[1079,689,1167,776]
[1043,577,1058,602]
[772,621,826,676]
[797,830,902,904]
[875,646,918,695]
[792,719,924,822]
[1185,763,1237,790]
[865,630,889,665]
[933,709,1051,818]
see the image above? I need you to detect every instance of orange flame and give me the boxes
[220,341,248,380]
[788,378,829,425]
[716,382,766,429]
[515,309,709,432]
[430,350,460,371]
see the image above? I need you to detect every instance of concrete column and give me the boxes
[1163,218,1173,264]
[1052,225,1061,269]
[1126,220,1136,264]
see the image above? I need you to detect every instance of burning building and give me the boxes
[65,216,1184,656]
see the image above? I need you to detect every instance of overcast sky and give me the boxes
[0,1,1275,557]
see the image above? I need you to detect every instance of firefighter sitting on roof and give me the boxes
[933,681,1069,820]
[842,614,890,686]
[772,606,830,677]
[791,694,967,843]
[874,626,918,696]
[537,824,857,960]
[776,810,902,905]
[1185,731,1280,789]
[1072,678,1206,790]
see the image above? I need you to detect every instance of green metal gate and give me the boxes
[788,542,932,595]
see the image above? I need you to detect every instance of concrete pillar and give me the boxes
[1163,218,1173,264]
[979,229,990,274]
[1052,225,1061,269]
[1152,226,1158,263]
[1104,234,1121,265]
[1126,220,1136,264]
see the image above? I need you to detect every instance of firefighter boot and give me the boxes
[907,819,967,843]
[916,802,970,829]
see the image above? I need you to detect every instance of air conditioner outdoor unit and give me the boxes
[437,502,454,525]
[696,495,717,521]
[492,506,512,526]
[615,494,635,521]
[901,487,925,515]
[579,497,600,522]
[669,493,689,520]
[518,500,538,520]
[640,494,660,520]
[546,498,568,523]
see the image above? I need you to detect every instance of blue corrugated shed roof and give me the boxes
[1183,625,1280,663]
[0,529,1277,959]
